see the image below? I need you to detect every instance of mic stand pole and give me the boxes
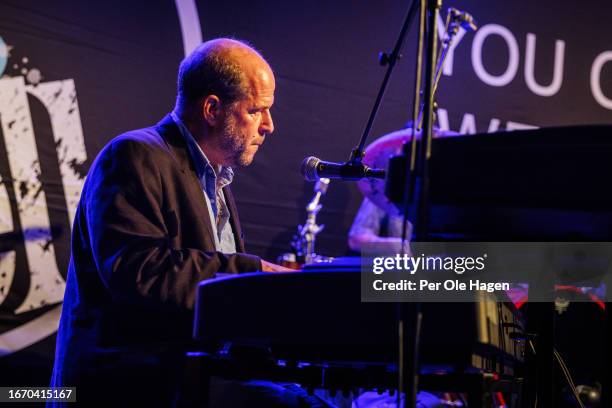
[414,9,468,131]
[347,0,421,167]
[399,1,441,407]
[413,0,440,240]
[330,1,439,406]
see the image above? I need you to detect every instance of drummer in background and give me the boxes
[348,120,415,253]
[348,197,412,252]
[348,122,457,253]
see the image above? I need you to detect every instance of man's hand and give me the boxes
[261,260,299,272]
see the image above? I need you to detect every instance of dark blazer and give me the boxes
[49,115,262,406]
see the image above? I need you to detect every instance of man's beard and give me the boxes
[219,114,252,167]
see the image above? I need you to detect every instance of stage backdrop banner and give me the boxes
[0,0,610,367]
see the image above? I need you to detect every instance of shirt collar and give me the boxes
[170,111,234,186]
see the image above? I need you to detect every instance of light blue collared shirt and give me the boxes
[171,112,237,253]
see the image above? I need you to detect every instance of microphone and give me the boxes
[449,8,478,31]
[301,156,385,182]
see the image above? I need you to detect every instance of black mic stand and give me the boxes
[398,2,441,407]
[413,0,440,240]
[347,0,421,167]
[310,1,454,405]
[300,3,423,401]
[392,9,477,404]
[348,1,442,406]
[339,2,425,404]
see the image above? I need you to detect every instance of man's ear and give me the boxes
[202,95,223,126]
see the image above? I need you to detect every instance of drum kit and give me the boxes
[284,3,476,267]
[279,126,459,267]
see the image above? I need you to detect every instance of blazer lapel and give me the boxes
[154,115,217,248]
[156,114,247,254]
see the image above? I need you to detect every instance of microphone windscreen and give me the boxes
[301,156,320,181]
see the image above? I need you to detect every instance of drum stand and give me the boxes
[290,178,330,264]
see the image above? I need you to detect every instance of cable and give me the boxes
[553,348,585,408]
[528,339,537,356]
[525,340,584,408]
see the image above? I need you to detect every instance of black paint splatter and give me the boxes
[19,180,28,199]
[68,158,87,179]
[42,238,52,252]
[31,183,43,202]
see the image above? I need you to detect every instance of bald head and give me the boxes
[175,38,273,111]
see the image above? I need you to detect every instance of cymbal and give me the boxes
[357,127,459,216]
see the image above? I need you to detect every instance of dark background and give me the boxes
[0,0,610,389]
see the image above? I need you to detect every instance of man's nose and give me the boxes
[260,110,274,135]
